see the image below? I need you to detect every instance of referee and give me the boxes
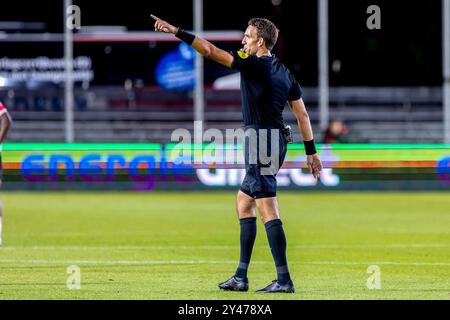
[152,15,322,293]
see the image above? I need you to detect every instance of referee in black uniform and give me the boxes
[152,15,322,293]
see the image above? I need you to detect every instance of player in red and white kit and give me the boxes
[0,102,11,144]
[0,102,12,188]
[0,101,11,244]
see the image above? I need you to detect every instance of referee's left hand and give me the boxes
[307,154,323,179]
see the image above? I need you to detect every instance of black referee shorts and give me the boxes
[240,125,288,199]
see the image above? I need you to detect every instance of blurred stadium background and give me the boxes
[0,0,449,299]
[0,0,448,144]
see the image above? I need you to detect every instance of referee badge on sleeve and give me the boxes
[237,50,249,59]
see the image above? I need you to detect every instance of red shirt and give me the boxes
[0,102,7,117]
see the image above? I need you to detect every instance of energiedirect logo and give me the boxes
[171,121,283,175]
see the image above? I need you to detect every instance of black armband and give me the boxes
[303,139,317,155]
[175,28,195,45]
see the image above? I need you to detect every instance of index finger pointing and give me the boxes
[150,14,161,21]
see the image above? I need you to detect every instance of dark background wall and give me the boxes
[0,0,443,86]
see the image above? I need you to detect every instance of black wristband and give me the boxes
[303,139,317,155]
[175,28,195,45]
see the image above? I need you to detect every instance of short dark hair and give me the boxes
[248,18,279,50]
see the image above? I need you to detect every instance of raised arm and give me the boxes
[288,98,323,179]
[151,14,234,68]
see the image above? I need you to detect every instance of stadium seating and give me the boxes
[2,86,444,143]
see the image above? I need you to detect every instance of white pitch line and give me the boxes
[0,259,449,267]
[0,259,245,265]
[305,261,450,266]
[1,243,449,251]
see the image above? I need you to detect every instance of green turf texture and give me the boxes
[0,191,449,300]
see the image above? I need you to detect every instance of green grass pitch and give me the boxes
[0,191,449,300]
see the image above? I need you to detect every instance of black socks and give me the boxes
[264,219,291,285]
[234,217,291,285]
[235,217,257,279]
